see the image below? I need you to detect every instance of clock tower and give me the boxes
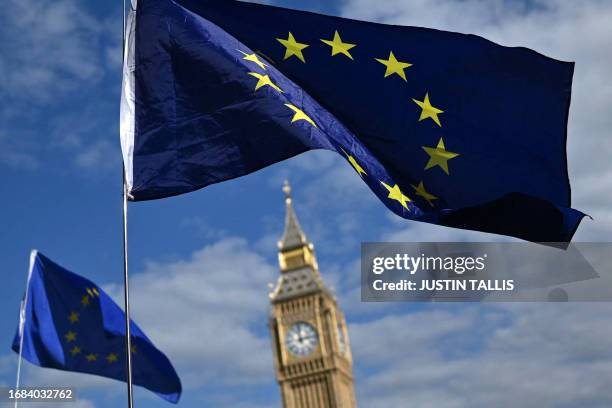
[269,181,357,408]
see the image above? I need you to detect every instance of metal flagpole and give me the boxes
[121,0,135,406]
[122,171,134,408]
[15,250,37,408]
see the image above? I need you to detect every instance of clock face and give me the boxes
[285,322,318,357]
[337,324,346,354]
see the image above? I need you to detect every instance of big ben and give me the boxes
[269,181,357,408]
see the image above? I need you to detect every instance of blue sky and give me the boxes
[1,0,612,407]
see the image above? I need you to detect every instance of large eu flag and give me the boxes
[120,0,585,242]
[12,251,181,403]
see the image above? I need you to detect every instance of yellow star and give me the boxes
[375,51,412,81]
[68,311,79,324]
[106,353,118,364]
[81,295,90,306]
[320,31,356,60]
[411,181,438,206]
[413,93,444,127]
[131,345,138,354]
[284,104,317,128]
[276,32,309,63]
[86,287,99,297]
[85,353,97,362]
[380,181,411,210]
[64,331,77,343]
[340,148,367,177]
[69,346,81,356]
[237,50,268,70]
[422,138,460,175]
[248,72,283,93]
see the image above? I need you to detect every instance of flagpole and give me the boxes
[14,250,37,408]
[121,0,135,406]
[122,171,134,408]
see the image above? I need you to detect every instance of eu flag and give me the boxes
[12,251,181,403]
[120,0,585,242]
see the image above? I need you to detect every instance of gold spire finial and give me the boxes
[283,180,291,201]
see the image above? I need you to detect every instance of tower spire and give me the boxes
[278,180,308,251]
[276,181,318,274]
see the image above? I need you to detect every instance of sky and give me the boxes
[1,0,612,407]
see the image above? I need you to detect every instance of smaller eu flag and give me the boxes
[12,251,181,404]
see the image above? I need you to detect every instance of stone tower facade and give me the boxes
[269,181,356,408]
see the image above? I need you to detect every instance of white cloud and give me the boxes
[107,238,278,390]
[0,0,120,171]
[349,304,612,408]
[0,0,105,104]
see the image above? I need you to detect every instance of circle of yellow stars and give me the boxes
[236,28,463,212]
[64,287,136,365]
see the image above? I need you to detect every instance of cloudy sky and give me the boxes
[1,0,611,407]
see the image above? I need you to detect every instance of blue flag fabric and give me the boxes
[12,251,181,403]
[120,0,585,242]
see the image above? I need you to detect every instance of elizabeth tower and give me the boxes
[269,181,357,408]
